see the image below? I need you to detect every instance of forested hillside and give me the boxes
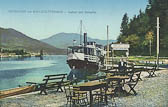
[0,27,66,55]
[117,0,168,56]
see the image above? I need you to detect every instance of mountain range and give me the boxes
[41,33,116,49]
[0,27,66,55]
[0,27,116,55]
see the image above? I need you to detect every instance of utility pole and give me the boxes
[106,25,109,69]
[80,20,82,45]
[157,17,160,69]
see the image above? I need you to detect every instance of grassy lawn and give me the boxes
[128,56,157,61]
[127,56,167,66]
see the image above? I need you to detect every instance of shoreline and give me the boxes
[0,54,66,58]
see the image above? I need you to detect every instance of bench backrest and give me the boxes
[43,73,67,84]
[134,67,144,72]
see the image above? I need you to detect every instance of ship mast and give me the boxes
[106,25,109,69]
[80,20,82,45]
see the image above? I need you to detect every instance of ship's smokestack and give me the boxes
[84,33,87,55]
[84,33,87,46]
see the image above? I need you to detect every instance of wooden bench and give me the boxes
[27,73,67,95]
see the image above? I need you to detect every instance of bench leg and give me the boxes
[147,71,152,77]
[128,85,137,95]
[39,85,48,95]
[40,89,48,95]
[151,71,156,77]
[136,74,142,81]
[148,71,156,77]
[56,85,63,92]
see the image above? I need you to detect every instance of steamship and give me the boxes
[67,33,104,72]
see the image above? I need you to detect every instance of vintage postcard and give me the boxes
[0,0,168,106]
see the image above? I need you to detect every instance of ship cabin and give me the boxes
[67,46,84,54]
[67,41,104,63]
[67,42,104,56]
[84,41,96,55]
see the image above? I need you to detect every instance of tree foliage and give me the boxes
[118,0,168,56]
[120,13,129,36]
[143,31,154,46]
[1,49,27,55]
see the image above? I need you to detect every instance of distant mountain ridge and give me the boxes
[41,32,116,49]
[0,27,66,55]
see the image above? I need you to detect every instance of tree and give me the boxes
[120,13,129,37]
[125,34,140,55]
[144,31,154,57]
[146,0,168,56]
[117,0,168,56]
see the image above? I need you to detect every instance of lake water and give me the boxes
[0,55,71,90]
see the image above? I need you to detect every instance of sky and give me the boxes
[0,0,148,40]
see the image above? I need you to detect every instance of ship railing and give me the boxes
[84,55,97,62]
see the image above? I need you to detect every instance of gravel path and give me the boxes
[0,69,168,107]
[114,69,168,107]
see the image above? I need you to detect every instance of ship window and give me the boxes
[67,48,73,54]
[87,48,94,55]
[68,47,84,53]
